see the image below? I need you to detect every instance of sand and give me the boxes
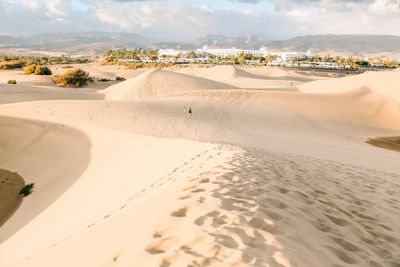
[0,169,24,227]
[0,62,145,90]
[367,136,400,152]
[0,64,399,267]
[104,68,237,100]
[298,69,400,103]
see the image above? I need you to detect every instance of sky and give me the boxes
[0,0,400,40]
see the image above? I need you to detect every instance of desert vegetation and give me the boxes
[0,55,92,68]
[19,183,34,197]
[7,79,17,84]
[54,68,90,88]
[24,64,52,75]
[0,61,23,70]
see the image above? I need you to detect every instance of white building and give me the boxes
[196,45,269,58]
[196,45,312,60]
[158,49,189,57]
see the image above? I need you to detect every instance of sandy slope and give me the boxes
[299,69,400,103]
[0,66,399,267]
[173,65,343,89]
[0,62,145,90]
[0,169,24,228]
[0,84,102,104]
[0,116,91,243]
[104,68,237,100]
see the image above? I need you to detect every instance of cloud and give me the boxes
[0,0,399,40]
[46,0,70,20]
[22,0,40,10]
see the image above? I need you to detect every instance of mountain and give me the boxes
[266,34,400,54]
[148,34,400,56]
[0,32,153,55]
[0,32,400,56]
[148,34,265,50]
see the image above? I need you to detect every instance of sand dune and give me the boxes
[104,68,237,100]
[0,84,102,104]
[0,62,146,90]
[367,136,400,152]
[299,69,400,103]
[0,116,91,243]
[0,66,399,267]
[173,65,336,89]
[0,169,24,228]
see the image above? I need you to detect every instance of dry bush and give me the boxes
[54,68,89,88]
[24,64,52,75]
[0,61,23,70]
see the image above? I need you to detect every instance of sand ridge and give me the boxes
[299,69,400,103]
[104,68,237,100]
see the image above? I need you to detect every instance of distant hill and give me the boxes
[265,35,400,54]
[0,32,152,55]
[0,32,399,56]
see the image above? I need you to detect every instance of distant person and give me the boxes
[290,82,293,86]
[188,107,192,119]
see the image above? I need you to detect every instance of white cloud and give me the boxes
[0,0,400,40]
[46,0,70,19]
[94,1,209,36]
[22,0,39,10]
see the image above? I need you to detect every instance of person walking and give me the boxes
[188,107,192,119]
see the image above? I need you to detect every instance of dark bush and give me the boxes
[7,79,17,84]
[96,77,112,82]
[115,76,126,81]
[20,183,34,197]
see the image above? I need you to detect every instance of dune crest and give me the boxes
[104,68,237,100]
[299,69,400,103]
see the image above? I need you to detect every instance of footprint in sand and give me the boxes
[327,246,358,264]
[199,178,210,184]
[170,207,187,217]
[145,236,179,255]
[330,237,361,252]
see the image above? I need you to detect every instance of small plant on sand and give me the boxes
[115,76,125,81]
[95,77,112,82]
[7,79,17,84]
[54,68,90,88]
[19,183,34,197]
[24,64,52,75]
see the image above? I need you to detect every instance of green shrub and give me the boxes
[24,64,52,75]
[55,68,90,88]
[7,79,17,84]
[20,183,34,197]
